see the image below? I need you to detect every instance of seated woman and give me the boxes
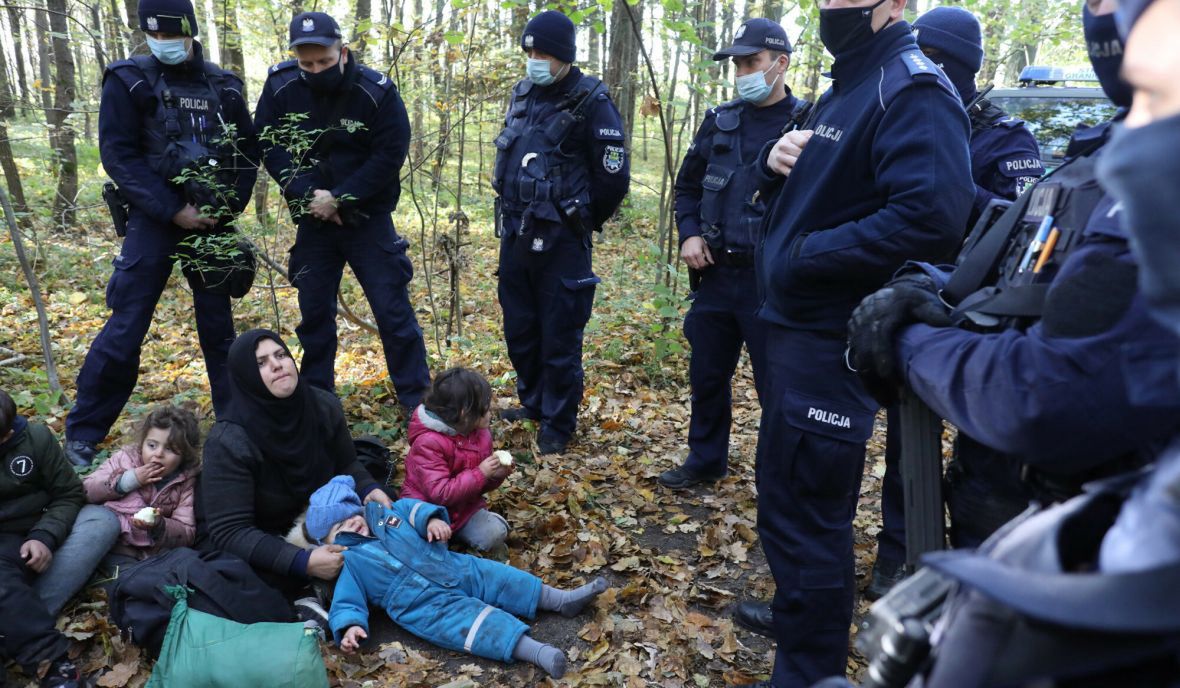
[196,328,393,620]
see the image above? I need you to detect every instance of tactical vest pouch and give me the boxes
[491,126,521,195]
[542,110,576,145]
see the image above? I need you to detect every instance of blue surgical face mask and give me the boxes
[146,35,190,65]
[736,60,782,104]
[527,57,564,86]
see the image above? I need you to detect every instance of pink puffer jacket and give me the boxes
[399,405,500,532]
[83,446,198,559]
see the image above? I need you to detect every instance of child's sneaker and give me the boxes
[294,596,329,632]
[41,658,81,688]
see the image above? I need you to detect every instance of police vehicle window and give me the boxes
[989,95,1118,165]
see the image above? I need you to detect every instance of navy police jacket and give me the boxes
[99,42,256,225]
[674,92,803,253]
[968,98,1043,225]
[897,125,1180,476]
[255,57,409,216]
[757,23,974,331]
[493,66,630,228]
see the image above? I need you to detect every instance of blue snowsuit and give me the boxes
[753,22,973,687]
[328,500,541,662]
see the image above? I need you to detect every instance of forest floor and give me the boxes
[0,203,894,687]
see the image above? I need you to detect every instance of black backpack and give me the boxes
[107,547,293,657]
[354,435,396,491]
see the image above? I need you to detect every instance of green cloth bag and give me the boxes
[146,586,329,688]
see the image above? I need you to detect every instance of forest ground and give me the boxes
[0,163,898,686]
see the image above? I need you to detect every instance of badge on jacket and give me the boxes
[379,516,402,529]
[603,145,625,174]
[9,455,33,478]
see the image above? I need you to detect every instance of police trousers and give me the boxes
[682,266,768,477]
[67,212,235,443]
[288,215,430,408]
[755,325,877,687]
[497,215,599,444]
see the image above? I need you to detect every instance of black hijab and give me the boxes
[223,329,328,495]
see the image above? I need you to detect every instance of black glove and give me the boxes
[848,277,952,404]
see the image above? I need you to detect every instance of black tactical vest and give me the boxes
[492,75,604,227]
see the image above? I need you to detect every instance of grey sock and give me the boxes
[539,576,609,618]
[513,634,566,678]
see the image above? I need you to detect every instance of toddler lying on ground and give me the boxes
[305,475,607,678]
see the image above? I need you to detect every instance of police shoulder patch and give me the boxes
[997,155,1044,179]
[595,126,624,140]
[900,50,939,80]
[603,145,626,174]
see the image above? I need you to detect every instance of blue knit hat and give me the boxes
[521,10,576,64]
[913,6,984,73]
[306,475,364,543]
[138,0,198,36]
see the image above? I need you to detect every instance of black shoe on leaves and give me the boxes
[537,433,568,456]
[41,658,81,688]
[64,440,97,467]
[658,464,724,490]
[499,406,539,423]
[865,557,907,601]
[732,599,775,638]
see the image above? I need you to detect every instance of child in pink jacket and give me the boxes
[83,405,201,566]
[400,368,514,554]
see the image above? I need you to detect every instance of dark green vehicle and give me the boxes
[988,66,1119,170]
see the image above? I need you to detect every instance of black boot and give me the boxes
[865,557,906,601]
[64,440,97,467]
[732,599,774,638]
[658,463,725,490]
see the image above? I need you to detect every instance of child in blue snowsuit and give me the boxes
[305,475,607,679]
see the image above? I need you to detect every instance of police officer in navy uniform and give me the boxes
[658,18,806,491]
[748,0,974,684]
[867,4,1046,600]
[494,11,630,455]
[63,0,256,466]
[254,12,430,411]
[849,0,1180,562]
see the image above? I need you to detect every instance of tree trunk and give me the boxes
[0,122,32,229]
[605,0,641,141]
[46,0,79,228]
[123,0,148,55]
[6,7,29,104]
[352,0,371,60]
[34,6,53,115]
[0,26,16,119]
[104,0,126,62]
[217,0,245,87]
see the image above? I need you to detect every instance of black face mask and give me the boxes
[1082,6,1132,107]
[820,0,890,56]
[936,58,977,103]
[1098,114,1180,344]
[301,55,345,93]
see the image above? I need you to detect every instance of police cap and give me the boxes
[712,18,792,61]
[289,11,343,48]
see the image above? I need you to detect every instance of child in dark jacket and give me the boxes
[0,389,87,687]
[400,368,514,554]
[308,475,607,679]
[83,405,202,566]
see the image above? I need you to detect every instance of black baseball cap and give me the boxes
[289,11,342,48]
[712,18,792,60]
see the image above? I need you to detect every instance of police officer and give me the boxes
[849,0,1180,557]
[868,4,1046,600]
[658,18,807,493]
[750,0,973,684]
[254,12,430,411]
[494,11,630,455]
[63,0,256,466]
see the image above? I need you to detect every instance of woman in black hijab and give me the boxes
[196,329,392,595]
